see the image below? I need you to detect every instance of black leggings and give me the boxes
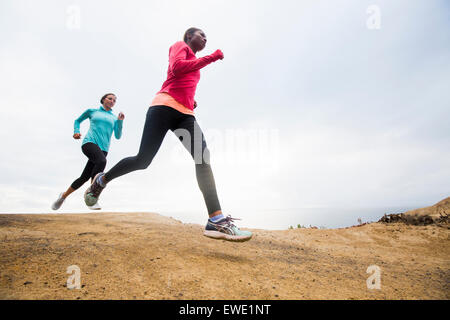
[104,106,221,215]
[71,143,108,190]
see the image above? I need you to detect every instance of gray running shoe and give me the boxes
[51,193,65,210]
[84,173,106,206]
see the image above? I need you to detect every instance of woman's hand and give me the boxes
[212,49,224,61]
[118,112,125,120]
[194,101,197,109]
[73,133,81,139]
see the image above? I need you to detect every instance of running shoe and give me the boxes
[51,193,65,210]
[88,202,102,210]
[203,215,253,242]
[84,173,106,206]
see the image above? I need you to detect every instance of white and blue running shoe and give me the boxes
[204,215,253,242]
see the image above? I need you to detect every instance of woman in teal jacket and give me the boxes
[52,93,124,210]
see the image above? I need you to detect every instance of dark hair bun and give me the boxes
[101,93,115,104]
[183,27,201,43]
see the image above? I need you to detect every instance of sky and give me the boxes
[0,0,449,229]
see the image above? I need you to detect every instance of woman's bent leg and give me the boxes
[70,143,107,190]
[82,143,108,180]
[70,160,94,190]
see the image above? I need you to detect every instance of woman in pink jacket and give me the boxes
[84,28,252,242]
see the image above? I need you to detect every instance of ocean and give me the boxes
[159,206,418,230]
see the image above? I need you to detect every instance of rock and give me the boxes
[379,198,449,226]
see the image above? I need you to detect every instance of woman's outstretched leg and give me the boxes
[174,116,221,217]
[105,107,173,181]
[174,115,252,242]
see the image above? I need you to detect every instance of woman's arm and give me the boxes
[114,112,124,139]
[170,46,223,76]
[73,109,93,138]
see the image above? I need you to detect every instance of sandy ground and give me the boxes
[0,208,449,300]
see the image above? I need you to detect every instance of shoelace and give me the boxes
[220,215,242,228]
[90,178,104,197]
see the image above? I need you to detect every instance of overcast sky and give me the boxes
[0,0,449,229]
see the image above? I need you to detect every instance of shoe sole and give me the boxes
[203,230,252,242]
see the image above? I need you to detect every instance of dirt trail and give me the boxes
[0,211,448,300]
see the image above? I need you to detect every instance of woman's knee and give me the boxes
[203,147,211,164]
[96,158,107,169]
[190,146,210,165]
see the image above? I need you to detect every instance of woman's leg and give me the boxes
[174,115,252,242]
[70,166,91,191]
[81,143,108,180]
[173,116,222,217]
[104,106,176,182]
[67,161,94,197]
[62,186,76,199]
[52,144,106,209]
[66,143,107,196]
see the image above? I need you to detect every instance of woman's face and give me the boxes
[103,95,116,109]
[188,30,207,52]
